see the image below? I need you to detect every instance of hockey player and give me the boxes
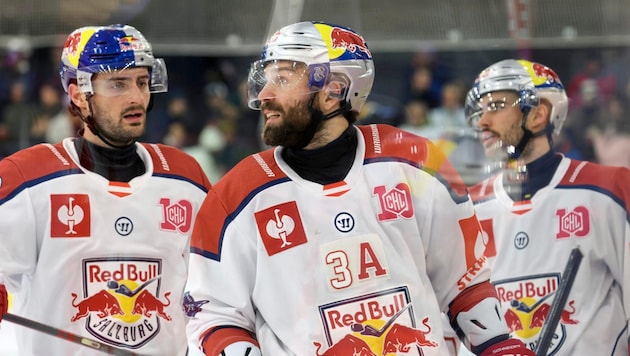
[464,59,630,354]
[185,21,533,356]
[0,25,211,355]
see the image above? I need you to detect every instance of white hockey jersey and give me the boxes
[186,124,503,356]
[468,155,630,355]
[0,138,211,355]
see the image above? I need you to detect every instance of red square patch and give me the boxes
[255,201,307,256]
[50,194,91,238]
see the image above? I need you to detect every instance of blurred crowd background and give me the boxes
[1,0,630,184]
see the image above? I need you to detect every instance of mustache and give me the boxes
[121,105,146,116]
[260,102,283,112]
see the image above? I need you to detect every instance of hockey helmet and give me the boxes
[59,24,167,95]
[247,21,374,114]
[465,59,568,135]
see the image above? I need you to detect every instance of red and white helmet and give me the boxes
[247,21,374,114]
[465,59,568,136]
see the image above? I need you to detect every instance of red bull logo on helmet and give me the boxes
[118,35,146,51]
[70,258,171,349]
[495,274,579,353]
[314,23,372,61]
[314,287,440,355]
[518,59,564,90]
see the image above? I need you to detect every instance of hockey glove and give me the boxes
[0,284,7,322]
[219,341,262,356]
[480,338,534,356]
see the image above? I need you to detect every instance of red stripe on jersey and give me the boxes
[0,143,79,200]
[190,149,288,257]
[323,181,350,196]
[359,124,469,200]
[201,326,258,356]
[142,143,212,189]
[448,280,498,321]
[559,159,630,212]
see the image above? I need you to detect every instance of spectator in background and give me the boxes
[586,95,630,168]
[401,48,451,108]
[163,120,225,182]
[398,99,439,138]
[428,80,468,138]
[566,54,615,110]
[202,80,242,170]
[560,78,601,161]
[145,89,193,143]
[0,79,37,156]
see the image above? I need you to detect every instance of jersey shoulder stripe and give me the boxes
[558,159,630,212]
[0,143,82,203]
[141,143,212,191]
[190,148,289,259]
[359,124,469,203]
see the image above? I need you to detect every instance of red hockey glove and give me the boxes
[480,338,534,356]
[0,284,7,322]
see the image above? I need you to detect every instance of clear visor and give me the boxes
[78,58,168,96]
[464,89,522,130]
[247,60,317,109]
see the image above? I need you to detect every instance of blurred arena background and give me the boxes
[1,0,630,354]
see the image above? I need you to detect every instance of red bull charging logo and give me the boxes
[70,258,171,349]
[314,287,439,355]
[314,23,372,61]
[495,275,579,353]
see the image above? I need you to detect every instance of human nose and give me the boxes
[477,110,492,130]
[258,82,275,104]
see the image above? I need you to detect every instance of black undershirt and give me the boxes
[74,137,146,182]
[507,150,562,201]
[282,126,357,185]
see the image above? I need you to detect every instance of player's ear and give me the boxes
[529,100,551,132]
[68,83,89,112]
[320,80,345,111]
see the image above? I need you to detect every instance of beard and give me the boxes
[261,98,322,148]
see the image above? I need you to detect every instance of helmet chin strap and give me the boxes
[511,109,547,159]
[293,93,351,149]
[72,94,135,150]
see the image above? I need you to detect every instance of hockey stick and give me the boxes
[534,247,583,356]
[4,313,139,356]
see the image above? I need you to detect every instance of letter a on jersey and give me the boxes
[255,201,307,256]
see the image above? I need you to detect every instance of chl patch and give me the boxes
[159,198,194,234]
[50,194,91,238]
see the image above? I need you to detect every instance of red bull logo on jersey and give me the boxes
[70,258,171,349]
[373,183,414,221]
[315,287,439,355]
[255,201,308,256]
[495,275,579,353]
[50,194,91,238]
